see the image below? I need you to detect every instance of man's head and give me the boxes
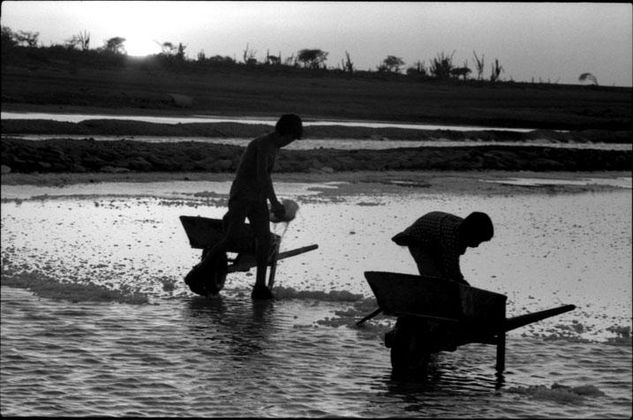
[275,114,303,146]
[459,212,494,248]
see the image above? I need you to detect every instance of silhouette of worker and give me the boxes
[387,211,494,376]
[201,114,303,300]
[392,211,494,285]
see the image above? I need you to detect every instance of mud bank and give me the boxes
[1,137,630,175]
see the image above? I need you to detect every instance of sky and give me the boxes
[1,1,632,87]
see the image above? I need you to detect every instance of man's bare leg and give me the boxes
[199,214,242,269]
[252,233,274,299]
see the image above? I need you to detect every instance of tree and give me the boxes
[406,60,427,77]
[341,51,354,73]
[473,50,485,80]
[579,72,598,86]
[176,42,186,61]
[157,41,186,63]
[77,30,90,50]
[160,41,177,55]
[490,58,503,82]
[1,26,17,49]
[284,53,298,67]
[102,36,126,54]
[208,55,235,65]
[265,50,281,65]
[379,55,405,73]
[450,67,471,80]
[14,30,39,47]
[450,60,471,80]
[297,48,328,69]
[65,30,90,50]
[243,43,257,65]
[430,51,455,79]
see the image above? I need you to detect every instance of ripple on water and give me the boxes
[1,183,631,417]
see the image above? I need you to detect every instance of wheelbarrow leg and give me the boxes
[267,238,281,290]
[356,308,383,326]
[496,331,506,372]
[496,304,507,372]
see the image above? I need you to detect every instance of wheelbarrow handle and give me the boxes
[356,308,383,326]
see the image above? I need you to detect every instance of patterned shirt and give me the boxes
[392,211,466,282]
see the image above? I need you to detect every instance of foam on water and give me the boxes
[507,383,606,403]
[484,177,633,189]
[0,268,149,304]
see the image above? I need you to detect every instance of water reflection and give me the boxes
[0,111,536,132]
[384,350,503,388]
[182,295,276,359]
[379,353,505,416]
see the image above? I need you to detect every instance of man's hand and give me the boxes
[456,278,470,286]
[271,201,286,221]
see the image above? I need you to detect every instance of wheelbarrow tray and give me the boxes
[180,215,256,254]
[180,215,318,272]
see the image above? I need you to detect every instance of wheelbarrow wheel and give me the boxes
[203,251,228,295]
[389,318,432,377]
[184,250,228,296]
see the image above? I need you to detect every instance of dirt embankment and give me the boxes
[1,137,630,175]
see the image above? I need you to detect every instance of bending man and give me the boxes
[392,211,494,285]
[386,211,495,370]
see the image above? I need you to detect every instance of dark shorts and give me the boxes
[224,198,270,238]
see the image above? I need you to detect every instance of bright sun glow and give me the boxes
[125,38,160,57]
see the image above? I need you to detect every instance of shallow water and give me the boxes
[1,177,631,417]
[484,177,632,189]
[0,111,537,132]
[5,134,630,151]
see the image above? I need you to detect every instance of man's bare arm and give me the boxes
[256,140,282,210]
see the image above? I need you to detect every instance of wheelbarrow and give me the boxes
[180,215,318,296]
[359,271,576,374]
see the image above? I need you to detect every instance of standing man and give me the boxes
[200,114,303,300]
[392,211,494,285]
